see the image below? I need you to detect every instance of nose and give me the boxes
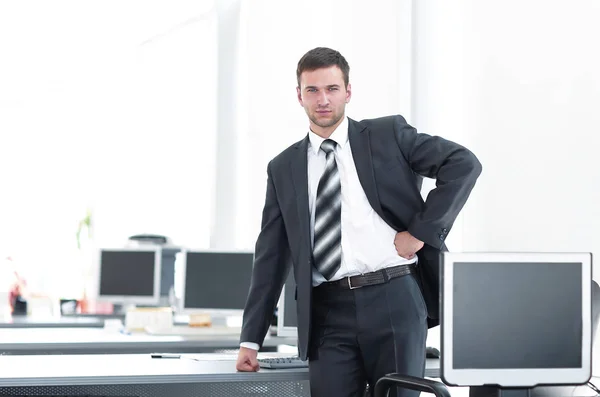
[317,91,329,106]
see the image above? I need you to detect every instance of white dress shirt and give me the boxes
[241,116,416,351]
[307,116,416,286]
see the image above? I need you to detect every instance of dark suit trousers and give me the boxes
[308,273,428,397]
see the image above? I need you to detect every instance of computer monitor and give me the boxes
[277,270,298,338]
[441,252,592,389]
[178,249,254,314]
[97,247,162,305]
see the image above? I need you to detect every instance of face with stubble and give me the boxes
[297,65,351,138]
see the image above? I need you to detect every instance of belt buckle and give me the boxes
[347,277,361,290]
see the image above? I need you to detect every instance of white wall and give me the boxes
[414,1,600,271]
[3,0,598,306]
[231,0,414,248]
[0,1,217,296]
[413,0,600,359]
[459,1,600,275]
[412,1,473,252]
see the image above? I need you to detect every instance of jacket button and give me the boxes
[442,228,448,234]
[439,235,445,240]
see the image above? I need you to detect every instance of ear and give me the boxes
[345,83,352,103]
[296,86,303,106]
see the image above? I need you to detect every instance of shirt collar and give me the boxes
[308,116,349,155]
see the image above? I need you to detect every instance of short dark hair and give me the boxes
[296,47,350,88]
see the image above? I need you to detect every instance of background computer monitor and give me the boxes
[277,270,298,338]
[97,247,162,305]
[441,252,592,388]
[178,249,254,315]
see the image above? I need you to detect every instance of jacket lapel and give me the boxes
[290,121,385,248]
[348,118,385,217]
[290,135,311,249]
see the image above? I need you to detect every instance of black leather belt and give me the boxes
[319,263,417,290]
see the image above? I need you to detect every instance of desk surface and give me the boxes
[0,327,295,355]
[0,353,441,387]
[0,316,105,328]
[0,314,213,328]
[1,355,595,397]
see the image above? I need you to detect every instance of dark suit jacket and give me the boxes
[240,115,482,360]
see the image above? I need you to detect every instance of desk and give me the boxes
[0,314,235,328]
[0,354,441,396]
[0,327,296,355]
[0,316,105,328]
[0,314,239,328]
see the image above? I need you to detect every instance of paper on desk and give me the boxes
[181,352,296,361]
[181,354,238,361]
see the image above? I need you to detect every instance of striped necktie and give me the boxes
[313,139,342,280]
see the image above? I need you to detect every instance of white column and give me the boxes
[210,0,242,249]
[412,0,469,252]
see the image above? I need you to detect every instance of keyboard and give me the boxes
[258,356,308,369]
[257,348,437,370]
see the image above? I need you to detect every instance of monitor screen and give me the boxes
[180,250,253,312]
[277,270,298,337]
[441,252,592,388]
[98,247,162,305]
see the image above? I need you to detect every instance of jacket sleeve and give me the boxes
[393,115,482,249]
[240,161,292,346]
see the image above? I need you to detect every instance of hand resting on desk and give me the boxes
[236,347,259,372]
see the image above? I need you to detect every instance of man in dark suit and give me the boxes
[236,47,482,397]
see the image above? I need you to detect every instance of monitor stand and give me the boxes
[470,386,531,397]
[112,304,125,315]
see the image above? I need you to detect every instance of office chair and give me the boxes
[374,374,451,397]
[374,280,600,397]
[592,280,600,341]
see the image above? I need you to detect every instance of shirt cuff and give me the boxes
[240,342,260,350]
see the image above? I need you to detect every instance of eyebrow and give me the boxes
[305,84,341,90]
